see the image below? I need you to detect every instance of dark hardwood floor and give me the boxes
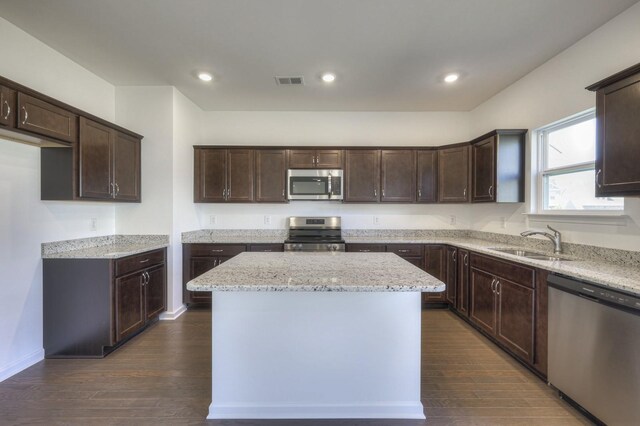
[0,310,590,425]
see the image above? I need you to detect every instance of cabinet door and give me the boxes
[438,145,469,203]
[456,249,470,316]
[595,74,640,196]
[469,267,496,335]
[496,278,535,363]
[288,149,316,168]
[17,93,78,143]
[445,247,457,305]
[113,131,141,202]
[0,85,16,128]
[115,272,145,342]
[255,149,287,202]
[423,245,447,302]
[381,150,416,202]
[417,150,437,203]
[145,266,166,320]
[187,258,217,304]
[344,150,380,202]
[78,117,113,199]
[472,136,496,202]
[227,149,254,202]
[316,150,343,168]
[194,148,226,202]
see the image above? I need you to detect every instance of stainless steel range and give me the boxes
[284,216,346,252]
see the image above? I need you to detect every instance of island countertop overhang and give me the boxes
[186,252,445,292]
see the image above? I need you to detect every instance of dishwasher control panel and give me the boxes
[549,273,640,313]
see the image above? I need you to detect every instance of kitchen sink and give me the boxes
[489,248,574,261]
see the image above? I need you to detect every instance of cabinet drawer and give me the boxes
[17,93,78,143]
[115,249,165,277]
[248,244,284,252]
[346,243,385,252]
[470,253,535,289]
[189,244,246,257]
[387,244,424,257]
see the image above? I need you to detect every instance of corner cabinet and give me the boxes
[194,148,254,202]
[587,62,640,196]
[438,145,470,203]
[43,248,166,358]
[471,130,526,203]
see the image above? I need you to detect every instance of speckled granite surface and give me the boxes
[187,252,445,292]
[182,229,287,244]
[42,235,169,259]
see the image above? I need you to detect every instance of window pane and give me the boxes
[545,169,623,210]
[546,118,595,169]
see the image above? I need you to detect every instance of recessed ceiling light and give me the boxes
[321,73,336,83]
[444,73,459,83]
[198,72,213,82]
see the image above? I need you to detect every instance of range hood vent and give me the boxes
[275,76,305,86]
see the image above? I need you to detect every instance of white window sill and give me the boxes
[523,212,628,226]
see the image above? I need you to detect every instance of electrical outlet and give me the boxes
[500,216,507,229]
[90,218,97,231]
[264,215,271,225]
[209,215,217,225]
[373,216,381,226]
[449,215,456,226]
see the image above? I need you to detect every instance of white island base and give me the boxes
[208,291,425,420]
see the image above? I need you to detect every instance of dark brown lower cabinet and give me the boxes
[43,248,166,358]
[445,246,457,305]
[469,253,536,366]
[422,245,447,303]
[183,244,246,306]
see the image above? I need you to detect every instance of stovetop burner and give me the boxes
[285,216,345,252]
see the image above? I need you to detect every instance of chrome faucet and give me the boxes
[521,225,563,254]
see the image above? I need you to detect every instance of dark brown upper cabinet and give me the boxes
[471,130,526,203]
[380,150,416,202]
[41,118,141,202]
[0,85,16,128]
[587,62,640,197]
[255,149,287,203]
[194,148,254,203]
[344,149,380,202]
[416,149,438,203]
[438,145,470,203]
[288,149,343,169]
[78,118,141,201]
[17,93,78,144]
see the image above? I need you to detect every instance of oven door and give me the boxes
[287,169,343,200]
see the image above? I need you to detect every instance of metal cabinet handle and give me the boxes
[213,259,218,267]
[110,182,115,197]
[140,273,146,286]
[463,253,468,266]
[495,280,501,296]
[595,169,602,188]
[382,189,385,198]
[488,185,494,198]
[3,101,9,120]
[452,250,457,262]
[145,271,150,284]
[374,188,377,197]
[227,186,230,199]
[360,249,371,252]
[115,183,120,197]
[418,189,422,198]
[490,278,496,293]
[463,187,467,198]
[211,249,224,253]
[21,106,28,125]
[398,249,410,253]
[140,259,150,264]
[282,189,285,198]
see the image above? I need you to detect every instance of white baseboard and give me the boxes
[207,402,426,419]
[159,304,187,320]
[0,348,44,383]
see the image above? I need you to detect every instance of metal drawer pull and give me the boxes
[139,259,150,263]
[360,249,371,252]
[495,280,501,295]
[463,187,467,198]
[418,189,422,198]
[21,107,28,125]
[463,253,468,266]
[211,249,224,252]
[3,101,9,120]
[489,185,494,198]
[490,278,496,293]
[398,249,410,253]
[115,183,120,196]
[596,169,602,188]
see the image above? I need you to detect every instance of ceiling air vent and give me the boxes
[275,76,305,86]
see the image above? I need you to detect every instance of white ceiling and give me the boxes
[0,0,637,111]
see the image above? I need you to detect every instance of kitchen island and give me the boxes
[187,251,444,420]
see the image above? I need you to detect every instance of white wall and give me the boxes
[195,111,472,230]
[467,2,640,250]
[0,17,116,381]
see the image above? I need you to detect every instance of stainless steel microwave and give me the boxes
[287,169,343,200]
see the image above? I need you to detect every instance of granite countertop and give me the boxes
[346,236,640,296]
[182,229,287,244]
[42,235,169,259]
[187,252,446,292]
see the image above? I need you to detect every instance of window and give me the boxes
[537,110,623,212]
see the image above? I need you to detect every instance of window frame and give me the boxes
[535,109,624,214]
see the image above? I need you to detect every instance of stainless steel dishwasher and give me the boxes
[548,273,640,425]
